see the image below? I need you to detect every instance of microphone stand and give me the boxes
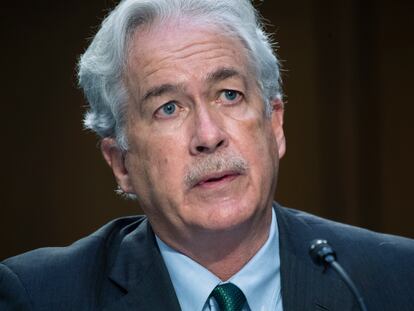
[309,239,368,311]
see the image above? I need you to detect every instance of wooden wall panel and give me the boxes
[1,0,413,260]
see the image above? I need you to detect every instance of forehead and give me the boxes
[126,20,254,91]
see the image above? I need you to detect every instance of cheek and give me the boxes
[230,115,278,176]
[128,131,187,189]
[152,145,182,180]
[234,114,275,152]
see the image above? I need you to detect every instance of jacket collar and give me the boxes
[104,218,181,311]
[275,204,356,311]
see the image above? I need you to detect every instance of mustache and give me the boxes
[184,152,249,188]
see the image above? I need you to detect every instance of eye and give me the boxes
[218,89,243,104]
[155,101,178,118]
[224,90,238,100]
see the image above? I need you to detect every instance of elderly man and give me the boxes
[1,0,414,310]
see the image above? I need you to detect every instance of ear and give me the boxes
[100,137,135,194]
[270,98,286,159]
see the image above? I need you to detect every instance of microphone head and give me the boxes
[309,239,337,266]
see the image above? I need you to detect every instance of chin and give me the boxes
[193,199,259,232]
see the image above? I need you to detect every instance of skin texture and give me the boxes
[101,20,285,280]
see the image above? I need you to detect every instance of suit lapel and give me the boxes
[275,205,356,311]
[103,218,181,311]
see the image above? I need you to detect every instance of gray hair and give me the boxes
[78,0,282,150]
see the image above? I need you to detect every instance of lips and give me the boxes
[194,171,240,188]
[184,154,249,190]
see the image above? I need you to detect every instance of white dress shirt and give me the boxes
[156,208,283,311]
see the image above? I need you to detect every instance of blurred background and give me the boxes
[1,0,413,260]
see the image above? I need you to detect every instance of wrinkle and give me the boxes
[141,48,236,80]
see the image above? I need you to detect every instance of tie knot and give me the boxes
[210,283,246,311]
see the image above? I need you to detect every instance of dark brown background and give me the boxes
[1,0,413,260]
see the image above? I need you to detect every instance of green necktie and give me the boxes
[210,283,246,311]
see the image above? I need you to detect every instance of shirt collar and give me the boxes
[156,237,220,310]
[156,207,280,311]
[228,208,281,310]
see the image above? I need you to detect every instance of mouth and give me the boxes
[194,171,241,189]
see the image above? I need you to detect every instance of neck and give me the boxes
[158,207,273,281]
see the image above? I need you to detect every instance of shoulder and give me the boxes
[0,215,147,310]
[2,215,146,274]
[278,205,414,255]
[275,204,414,310]
[276,204,414,306]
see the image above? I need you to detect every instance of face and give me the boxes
[102,20,285,246]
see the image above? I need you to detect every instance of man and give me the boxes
[1,0,413,310]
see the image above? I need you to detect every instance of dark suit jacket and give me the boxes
[1,203,414,310]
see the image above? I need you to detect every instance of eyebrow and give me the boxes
[141,83,184,103]
[206,67,246,85]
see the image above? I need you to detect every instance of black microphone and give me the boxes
[309,239,368,311]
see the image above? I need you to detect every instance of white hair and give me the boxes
[78,0,282,150]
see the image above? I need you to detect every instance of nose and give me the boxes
[189,105,228,155]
